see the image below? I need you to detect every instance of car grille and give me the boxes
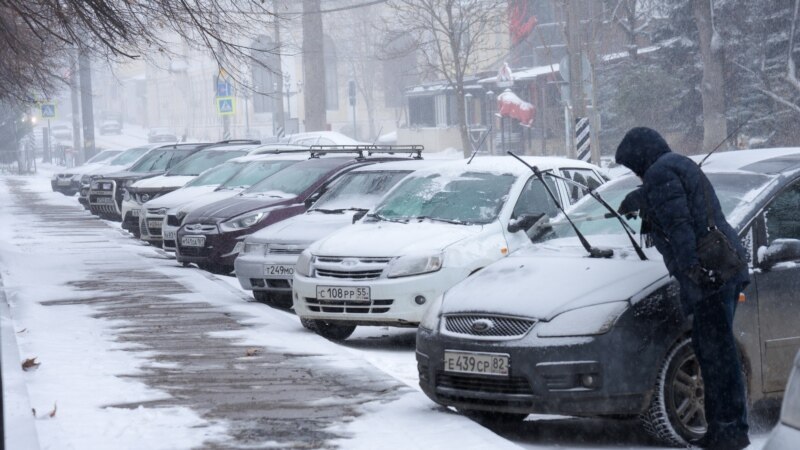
[305,297,393,314]
[178,246,210,257]
[183,223,218,234]
[147,220,162,237]
[313,256,391,280]
[442,315,536,339]
[163,239,176,250]
[267,244,305,255]
[436,372,533,395]
[166,214,182,227]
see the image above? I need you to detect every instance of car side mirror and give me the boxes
[304,191,322,208]
[758,239,800,269]
[508,213,546,234]
[352,210,368,223]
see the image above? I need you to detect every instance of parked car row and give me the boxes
[54,143,800,448]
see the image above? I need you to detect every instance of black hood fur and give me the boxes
[615,127,672,177]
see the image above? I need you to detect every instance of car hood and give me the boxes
[184,194,299,223]
[246,211,357,246]
[145,185,219,209]
[310,221,483,257]
[99,170,162,181]
[130,174,195,191]
[440,235,668,320]
[173,189,245,216]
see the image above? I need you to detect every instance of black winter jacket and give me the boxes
[615,128,749,297]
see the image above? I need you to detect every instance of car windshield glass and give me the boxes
[244,163,335,197]
[311,170,412,212]
[109,146,150,166]
[542,172,774,240]
[86,151,120,164]
[128,149,175,173]
[186,161,244,187]
[219,160,299,189]
[373,171,517,225]
[166,150,248,176]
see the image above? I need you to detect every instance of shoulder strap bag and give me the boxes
[696,179,746,284]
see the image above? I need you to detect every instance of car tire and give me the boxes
[299,318,317,331]
[253,291,293,310]
[461,409,528,424]
[312,321,356,341]
[640,337,706,446]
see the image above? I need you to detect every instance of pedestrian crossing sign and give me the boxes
[216,96,235,116]
[41,103,56,118]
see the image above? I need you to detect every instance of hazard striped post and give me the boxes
[575,117,591,161]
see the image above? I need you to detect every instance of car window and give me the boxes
[186,161,245,187]
[219,160,299,189]
[512,177,560,219]
[166,150,248,176]
[128,150,170,172]
[373,171,517,225]
[86,151,120,164]
[561,168,603,204]
[244,164,335,197]
[311,170,412,211]
[764,182,800,245]
[109,146,150,166]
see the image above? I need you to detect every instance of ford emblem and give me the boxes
[471,319,494,333]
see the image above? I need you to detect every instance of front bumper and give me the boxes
[235,252,299,292]
[415,323,663,417]
[175,225,242,267]
[88,180,121,220]
[51,177,79,195]
[140,210,166,246]
[78,185,90,208]
[292,268,466,326]
[121,198,142,236]
[161,217,180,251]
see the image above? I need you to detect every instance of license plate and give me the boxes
[316,285,370,302]
[163,230,176,240]
[147,220,162,229]
[57,179,71,186]
[265,264,294,276]
[130,209,140,217]
[443,350,510,377]
[96,196,114,204]
[181,236,205,247]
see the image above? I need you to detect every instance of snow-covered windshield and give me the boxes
[128,148,186,173]
[166,150,248,176]
[542,172,774,240]
[185,161,244,187]
[310,170,412,212]
[108,146,150,166]
[86,150,121,164]
[243,162,334,197]
[218,159,299,189]
[372,171,517,225]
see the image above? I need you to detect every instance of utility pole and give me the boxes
[302,0,326,131]
[78,47,95,164]
[70,51,82,166]
[565,0,585,159]
[272,0,286,137]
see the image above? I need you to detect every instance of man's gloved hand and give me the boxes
[686,264,724,290]
[618,188,645,220]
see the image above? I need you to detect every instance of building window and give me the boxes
[251,35,279,114]
[408,96,435,127]
[324,35,338,111]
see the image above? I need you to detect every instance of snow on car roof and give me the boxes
[288,131,366,145]
[350,159,447,172]
[199,143,261,152]
[405,155,599,178]
[229,152,311,163]
[691,147,800,172]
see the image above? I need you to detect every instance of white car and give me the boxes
[765,351,800,450]
[142,152,309,249]
[292,156,605,340]
[50,149,123,195]
[235,159,442,307]
[75,145,161,207]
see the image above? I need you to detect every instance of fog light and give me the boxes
[415,295,427,305]
[581,374,597,388]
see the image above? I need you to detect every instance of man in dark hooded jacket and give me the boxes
[615,127,750,450]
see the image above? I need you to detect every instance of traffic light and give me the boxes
[348,80,356,106]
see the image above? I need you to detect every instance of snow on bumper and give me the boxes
[292,268,466,326]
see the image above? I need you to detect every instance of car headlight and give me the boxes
[139,193,151,203]
[386,254,443,278]
[782,358,800,429]
[151,207,167,216]
[124,179,135,187]
[219,210,270,232]
[419,294,445,331]
[244,242,267,255]
[536,301,628,337]
[295,250,315,277]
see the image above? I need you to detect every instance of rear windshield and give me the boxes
[166,150,248,176]
[86,151,121,164]
[219,160,299,189]
[109,146,151,166]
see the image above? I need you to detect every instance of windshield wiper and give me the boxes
[540,167,648,261]
[507,152,614,259]
[366,213,408,223]
[313,208,346,214]
[414,216,468,225]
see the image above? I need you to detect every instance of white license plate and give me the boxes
[96,196,114,204]
[147,220,162,229]
[443,350,510,377]
[57,179,71,186]
[316,285,370,302]
[265,264,294,276]
[181,236,205,247]
[130,209,140,217]
[163,230,176,240]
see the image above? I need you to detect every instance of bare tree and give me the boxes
[386,0,506,157]
[607,0,661,58]
[693,0,728,152]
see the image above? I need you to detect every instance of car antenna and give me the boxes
[467,126,493,165]
[507,151,613,259]
[546,170,648,261]
[372,126,384,145]
[698,117,751,167]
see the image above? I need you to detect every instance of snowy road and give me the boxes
[0,169,777,449]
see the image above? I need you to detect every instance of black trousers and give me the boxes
[690,281,749,440]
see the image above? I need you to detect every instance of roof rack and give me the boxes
[308,144,424,160]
